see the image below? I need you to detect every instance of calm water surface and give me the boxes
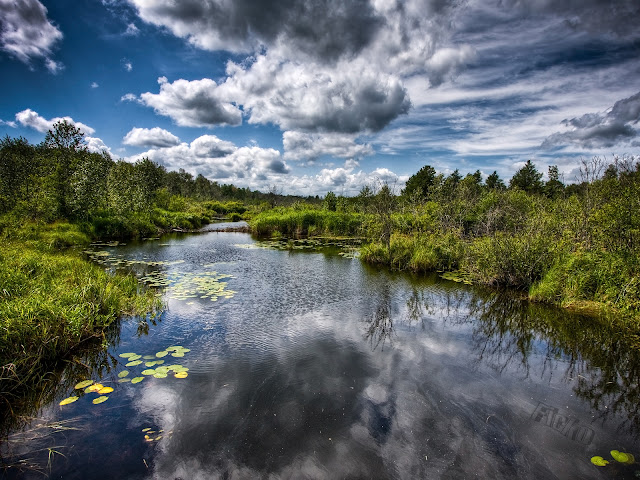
[2,227,639,479]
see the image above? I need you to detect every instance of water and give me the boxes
[2,228,639,479]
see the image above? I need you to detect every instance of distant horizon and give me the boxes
[1,0,639,196]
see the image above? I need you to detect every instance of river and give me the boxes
[1,226,639,479]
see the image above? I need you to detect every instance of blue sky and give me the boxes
[1,0,639,196]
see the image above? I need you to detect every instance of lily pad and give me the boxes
[59,396,79,406]
[143,355,156,360]
[171,352,184,357]
[175,372,188,379]
[179,348,191,353]
[611,450,635,464]
[118,378,130,383]
[128,354,142,361]
[118,370,130,378]
[156,366,171,374]
[98,386,114,394]
[591,456,609,467]
[166,346,181,351]
[156,351,168,358]
[126,360,143,367]
[141,369,156,375]
[119,352,136,358]
[92,396,109,404]
[142,428,151,432]
[85,383,103,393]
[153,372,168,378]
[131,377,144,384]
[144,361,157,367]
[74,380,94,389]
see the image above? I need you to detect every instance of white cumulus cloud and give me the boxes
[0,0,63,70]
[15,108,95,135]
[123,127,181,148]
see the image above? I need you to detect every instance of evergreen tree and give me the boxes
[509,160,543,194]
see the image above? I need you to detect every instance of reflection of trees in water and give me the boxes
[364,282,395,350]
[461,289,640,436]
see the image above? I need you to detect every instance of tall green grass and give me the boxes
[0,222,161,396]
[251,207,365,237]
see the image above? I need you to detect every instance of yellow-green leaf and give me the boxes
[85,383,103,393]
[175,372,188,379]
[591,456,609,467]
[154,372,168,378]
[74,380,93,389]
[156,351,168,358]
[118,370,129,378]
[141,369,156,375]
[126,360,143,367]
[59,396,79,406]
[119,352,136,358]
[610,450,634,464]
[118,378,130,383]
[131,377,144,384]
[93,396,109,404]
[98,386,114,394]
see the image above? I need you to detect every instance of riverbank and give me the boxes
[249,198,640,331]
[0,221,162,405]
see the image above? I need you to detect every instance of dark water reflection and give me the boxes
[2,230,639,479]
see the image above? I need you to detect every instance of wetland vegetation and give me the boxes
[1,121,640,477]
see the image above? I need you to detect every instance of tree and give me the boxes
[486,171,505,190]
[402,164,436,200]
[544,165,564,199]
[509,160,543,194]
[324,191,337,211]
[43,120,87,151]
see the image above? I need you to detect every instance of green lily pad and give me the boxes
[74,380,94,389]
[119,352,136,358]
[144,361,157,367]
[153,372,168,378]
[143,355,156,360]
[126,360,143,367]
[156,351,168,358]
[171,352,184,357]
[591,456,609,467]
[179,348,191,353]
[611,450,635,464]
[131,377,144,384]
[142,428,151,432]
[166,346,181,351]
[118,370,130,378]
[59,396,79,406]
[141,369,156,375]
[128,354,142,361]
[118,378,130,383]
[92,396,109,404]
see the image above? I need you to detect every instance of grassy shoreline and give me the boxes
[249,204,640,331]
[0,222,162,401]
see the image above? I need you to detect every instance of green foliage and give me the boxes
[0,222,161,392]
[402,164,436,200]
[509,160,544,194]
[323,191,338,211]
[251,206,364,237]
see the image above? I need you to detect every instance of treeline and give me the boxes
[251,156,640,317]
[0,120,312,237]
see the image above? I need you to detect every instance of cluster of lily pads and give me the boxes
[84,248,237,303]
[235,238,362,256]
[58,346,191,407]
[118,346,191,382]
[59,380,115,406]
[591,449,636,467]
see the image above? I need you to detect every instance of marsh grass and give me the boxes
[0,221,161,402]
